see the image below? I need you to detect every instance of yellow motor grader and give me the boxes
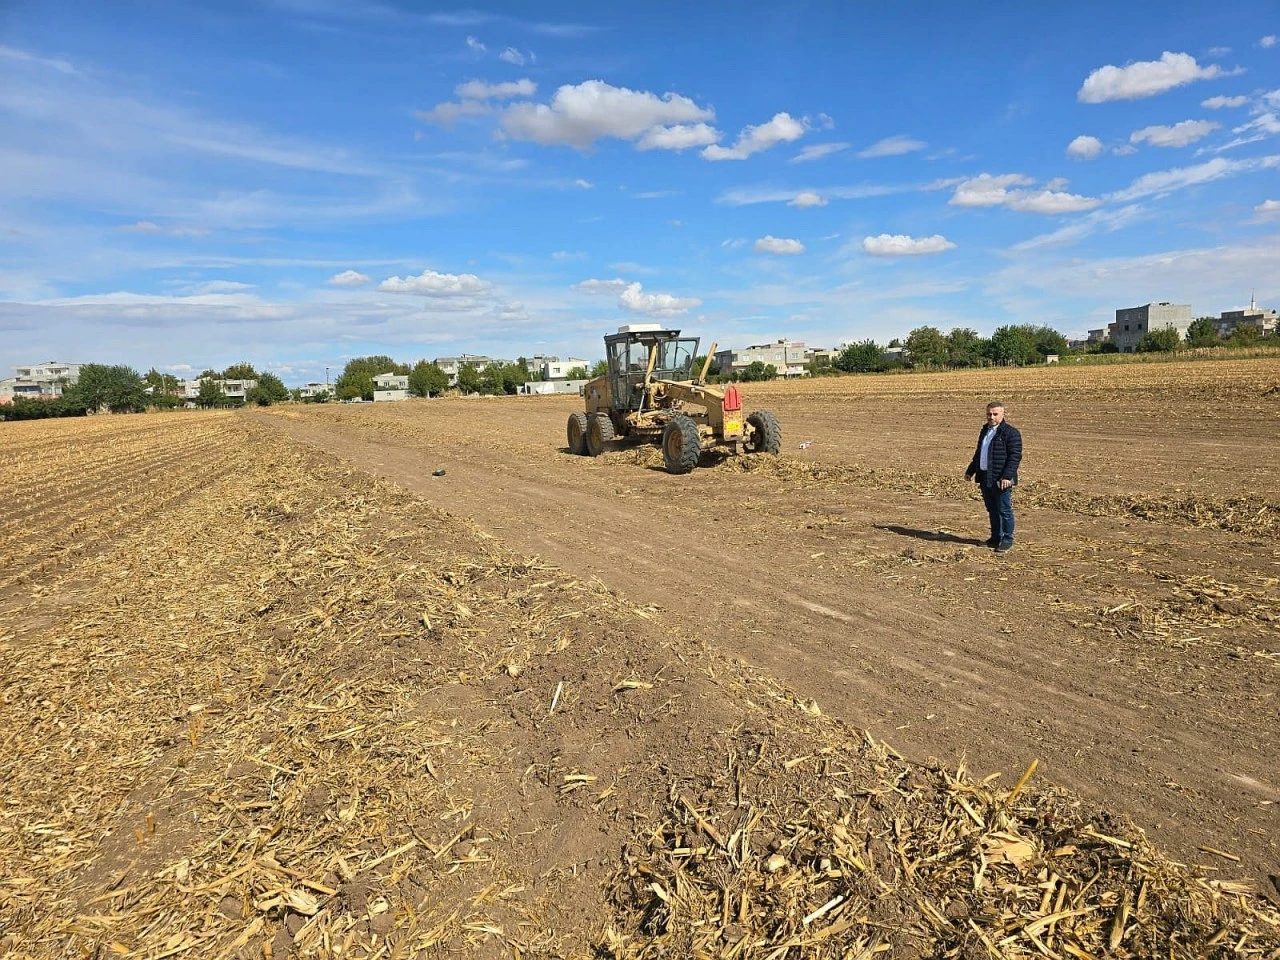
[566,324,781,474]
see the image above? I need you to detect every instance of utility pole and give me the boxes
[325,366,330,391]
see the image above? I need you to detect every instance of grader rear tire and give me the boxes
[662,415,701,474]
[586,413,615,456]
[745,410,782,455]
[566,412,589,455]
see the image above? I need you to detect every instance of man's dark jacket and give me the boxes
[966,421,1023,487]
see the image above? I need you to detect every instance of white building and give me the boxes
[298,382,330,398]
[181,378,257,401]
[373,372,410,402]
[0,361,82,402]
[1216,299,1278,338]
[519,379,589,396]
[1110,302,1191,353]
[713,339,809,378]
[543,358,590,380]
[434,354,497,386]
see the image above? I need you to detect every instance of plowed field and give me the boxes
[2,358,1278,958]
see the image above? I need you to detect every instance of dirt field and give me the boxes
[2,359,1278,958]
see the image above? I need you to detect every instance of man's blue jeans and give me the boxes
[981,483,1015,544]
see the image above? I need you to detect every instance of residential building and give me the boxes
[298,382,330,398]
[1216,299,1278,338]
[434,354,498,386]
[519,379,589,395]
[181,378,257,401]
[1111,302,1191,353]
[0,360,82,402]
[543,358,589,379]
[1087,328,1108,344]
[713,339,809,378]
[373,372,409,402]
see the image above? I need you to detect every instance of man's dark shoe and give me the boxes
[985,537,1000,548]
[995,540,1014,554]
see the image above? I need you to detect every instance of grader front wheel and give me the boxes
[662,415,701,474]
[586,413,615,457]
[566,412,589,455]
[745,410,782,455]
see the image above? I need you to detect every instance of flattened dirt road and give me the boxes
[253,377,1280,884]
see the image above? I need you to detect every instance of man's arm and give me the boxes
[1000,425,1023,481]
[964,429,981,479]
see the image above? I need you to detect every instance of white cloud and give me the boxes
[753,235,805,255]
[1262,35,1277,49]
[551,250,586,262]
[702,112,806,161]
[1113,144,1139,156]
[455,78,537,100]
[790,142,849,163]
[1202,95,1249,109]
[466,36,486,52]
[856,135,926,158]
[1045,177,1069,190]
[861,234,956,257]
[1012,204,1143,252]
[1005,190,1103,214]
[123,220,162,233]
[378,269,490,296]
[618,282,700,316]
[636,122,720,151]
[327,270,370,287]
[573,277,629,295]
[950,174,1099,214]
[120,220,209,237]
[500,80,714,149]
[788,191,827,208]
[949,173,1035,207]
[1129,119,1220,147]
[1208,46,1232,57]
[417,99,492,125]
[721,238,747,249]
[1234,112,1280,136]
[499,47,526,65]
[1078,51,1230,103]
[1066,135,1104,159]
[1254,199,1280,216]
[1109,154,1280,201]
[574,178,593,189]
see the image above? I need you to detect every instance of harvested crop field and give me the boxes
[2,358,1278,958]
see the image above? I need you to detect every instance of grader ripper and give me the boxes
[566,324,781,474]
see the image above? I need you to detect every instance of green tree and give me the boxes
[734,361,777,382]
[335,372,374,401]
[1226,324,1260,346]
[195,378,228,408]
[198,368,219,379]
[456,363,483,394]
[144,368,181,395]
[944,328,984,367]
[690,355,721,378]
[407,360,450,397]
[1137,327,1181,352]
[222,362,258,380]
[246,371,289,406]
[589,359,609,378]
[834,340,883,373]
[68,364,148,413]
[987,325,1038,365]
[904,326,948,367]
[563,365,589,380]
[1029,325,1069,358]
[1186,316,1219,348]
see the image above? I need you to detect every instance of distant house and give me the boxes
[298,382,330,398]
[0,360,82,403]
[180,378,257,401]
[434,354,498,387]
[714,339,809,378]
[519,379,588,396]
[1216,302,1278,338]
[1111,302,1191,353]
[543,358,589,379]
[373,372,409,402]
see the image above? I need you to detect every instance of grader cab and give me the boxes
[566,324,781,474]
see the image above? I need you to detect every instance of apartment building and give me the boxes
[713,339,809,378]
[1216,303,1278,338]
[0,361,82,402]
[1109,302,1191,353]
[373,372,410,402]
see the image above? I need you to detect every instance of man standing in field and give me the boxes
[964,401,1023,553]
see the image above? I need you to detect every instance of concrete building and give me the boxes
[298,382,330,399]
[1216,301,1278,338]
[714,339,809,378]
[519,379,589,396]
[1087,328,1108,344]
[1110,302,1191,353]
[0,360,82,402]
[543,358,590,380]
[373,372,409,402]
[434,354,498,387]
[181,378,257,401]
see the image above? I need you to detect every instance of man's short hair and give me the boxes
[987,401,1005,410]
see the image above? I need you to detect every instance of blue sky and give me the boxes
[1,1,1278,384]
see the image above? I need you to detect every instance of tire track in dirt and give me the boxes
[256,409,1279,883]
